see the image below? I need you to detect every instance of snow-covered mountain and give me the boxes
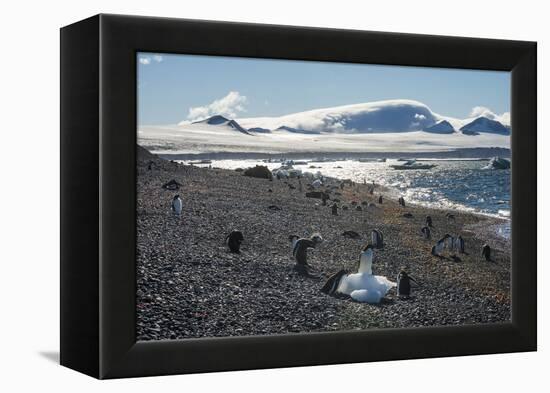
[459,117,510,135]
[179,99,510,136]
[237,99,439,134]
[423,120,455,134]
[139,99,510,155]
[192,115,251,135]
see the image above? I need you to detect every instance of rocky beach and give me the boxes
[136,148,511,341]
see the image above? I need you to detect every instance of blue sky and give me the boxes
[137,52,510,126]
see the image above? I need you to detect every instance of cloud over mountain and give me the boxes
[186,91,248,123]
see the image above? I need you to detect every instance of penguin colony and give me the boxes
[164,170,495,306]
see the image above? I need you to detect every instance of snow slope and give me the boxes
[139,99,510,154]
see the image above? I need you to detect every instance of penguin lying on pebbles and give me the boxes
[289,234,323,274]
[171,195,183,215]
[446,213,456,222]
[226,230,244,253]
[397,271,418,298]
[403,212,414,218]
[482,244,491,261]
[320,245,396,303]
[371,229,384,248]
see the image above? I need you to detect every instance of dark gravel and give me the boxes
[136,156,511,341]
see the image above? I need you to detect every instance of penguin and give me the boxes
[331,203,338,216]
[298,179,303,192]
[456,235,465,254]
[403,212,413,218]
[431,235,448,257]
[398,196,406,207]
[421,226,431,239]
[321,245,396,303]
[482,244,491,261]
[226,230,244,253]
[356,205,362,211]
[446,213,456,222]
[171,195,183,215]
[397,271,418,298]
[371,229,384,249]
[425,215,433,227]
[289,234,323,268]
[443,234,454,250]
[147,161,153,171]
[378,195,383,204]
[342,205,349,211]
[321,193,329,206]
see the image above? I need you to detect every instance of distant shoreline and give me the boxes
[154,147,510,161]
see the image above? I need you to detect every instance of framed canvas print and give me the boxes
[60,14,536,379]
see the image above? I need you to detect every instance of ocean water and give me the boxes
[180,158,511,237]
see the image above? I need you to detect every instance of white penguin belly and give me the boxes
[337,273,396,304]
[173,200,182,214]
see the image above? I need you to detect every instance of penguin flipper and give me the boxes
[321,270,348,295]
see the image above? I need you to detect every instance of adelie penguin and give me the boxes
[481,244,491,261]
[171,195,183,215]
[371,229,384,249]
[226,230,244,253]
[397,271,418,299]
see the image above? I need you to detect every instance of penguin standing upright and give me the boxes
[431,236,447,257]
[226,230,244,253]
[456,235,465,254]
[378,195,383,204]
[482,244,491,261]
[426,215,433,227]
[397,271,418,298]
[421,226,431,239]
[371,229,384,249]
[171,195,183,215]
[398,197,406,207]
[321,193,328,206]
[298,179,303,192]
[331,203,338,216]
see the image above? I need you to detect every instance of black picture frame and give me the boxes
[60,14,537,379]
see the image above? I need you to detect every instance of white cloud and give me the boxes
[153,55,163,63]
[139,57,151,65]
[414,113,426,121]
[469,106,510,125]
[187,91,248,122]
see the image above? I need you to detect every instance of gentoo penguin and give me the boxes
[289,234,323,268]
[425,215,433,227]
[421,226,431,239]
[331,203,338,216]
[171,195,183,215]
[371,229,384,249]
[456,235,465,254]
[398,196,406,207]
[321,245,396,303]
[378,195,383,204]
[226,230,244,253]
[397,271,418,298]
[482,244,491,261]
